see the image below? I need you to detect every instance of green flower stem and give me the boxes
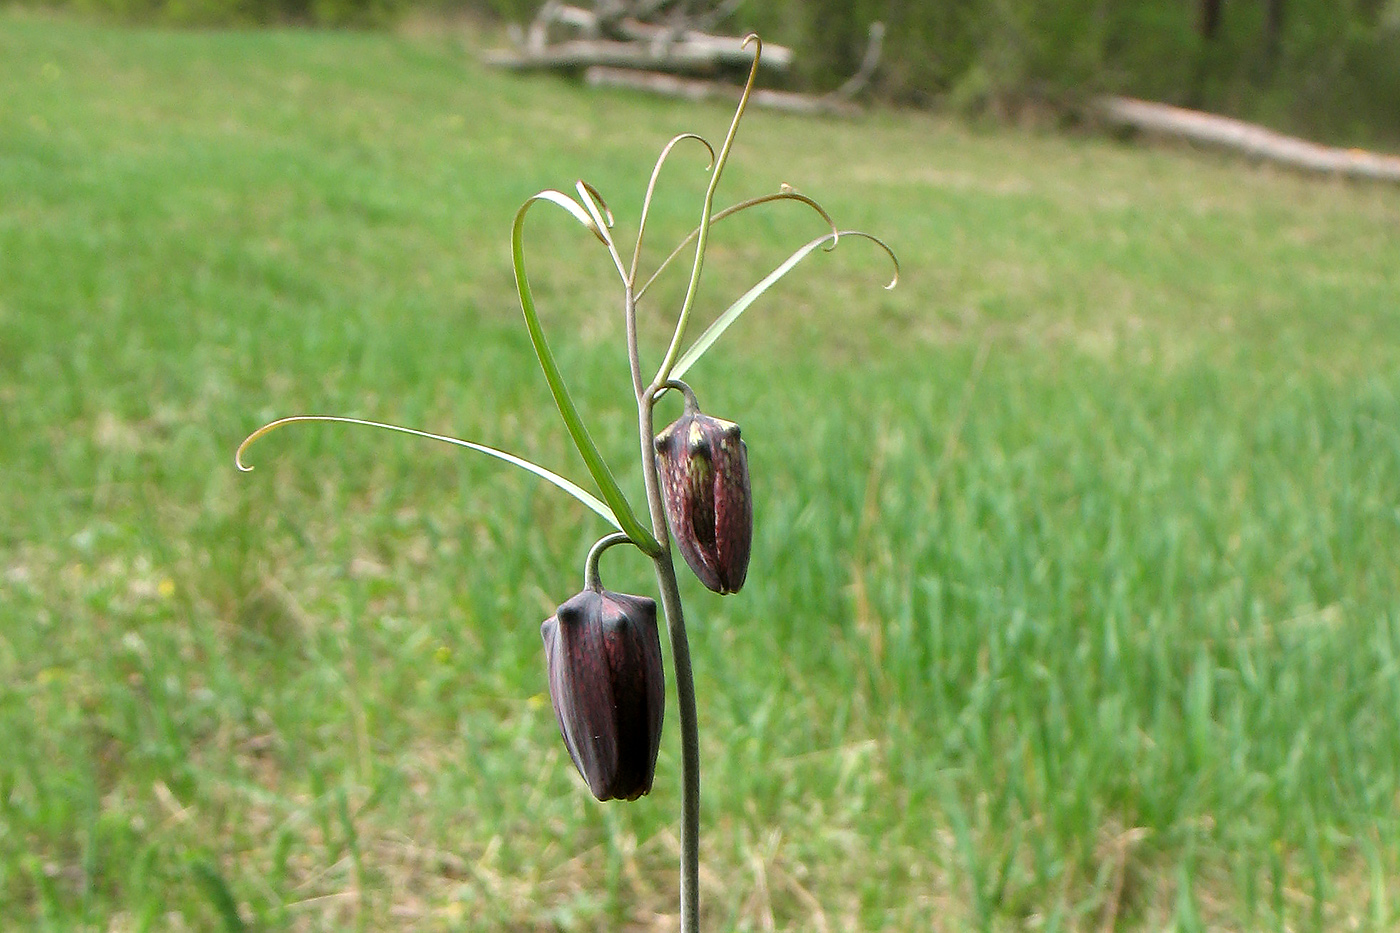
[657,379,700,415]
[637,384,701,933]
[626,283,645,400]
[584,531,633,592]
[627,265,700,930]
[653,548,700,933]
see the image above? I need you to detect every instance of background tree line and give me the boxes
[29,0,1400,145]
[765,0,1400,144]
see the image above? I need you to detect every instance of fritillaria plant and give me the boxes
[236,37,896,931]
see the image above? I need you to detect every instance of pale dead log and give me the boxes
[584,66,860,117]
[555,2,601,33]
[1097,95,1400,183]
[523,1,632,44]
[499,2,791,70]
[613,18,791,68]
[486,36,791,73]
[603,16,792,69]
[505,1,788,66]
[524,0,558,52]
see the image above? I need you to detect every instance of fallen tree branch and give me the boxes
[584,66,860,116]
[487,35,792,73]
[828,21,884,102]
[1096,95,1400,183]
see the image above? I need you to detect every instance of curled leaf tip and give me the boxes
[875,241,901,289]
[743,33,760,50]
[695,138,717,171]
[576,180,615,228]
[234,418,291,472]
[631,132,719,284]
[837,230,900,288]
[525,189,609,245]
[667,133,716,172]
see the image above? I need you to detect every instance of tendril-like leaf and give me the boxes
[630,133,716,286]
[671,230,900,381]
[235,415,623,530]
[635,190,839,301]
[653,34,764,387]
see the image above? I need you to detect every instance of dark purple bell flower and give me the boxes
[654,408,752,594]
[541,589,665,801]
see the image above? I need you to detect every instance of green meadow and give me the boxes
[3,10,1400,930]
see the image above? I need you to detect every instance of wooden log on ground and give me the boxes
[1096,95,1400,183]
[486,36,792,74]
[584,66,860,117]
[524,1,788,54]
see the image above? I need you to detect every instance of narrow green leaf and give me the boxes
[672,230,899,380]
[235,415,623,531]
[512,193,663,555]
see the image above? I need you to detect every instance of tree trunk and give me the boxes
[1199,0,1223,40]
[1262,0,1285,72]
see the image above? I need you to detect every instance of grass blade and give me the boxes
[191,860,246,933]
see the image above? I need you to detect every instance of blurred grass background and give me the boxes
[3,9,1400,930]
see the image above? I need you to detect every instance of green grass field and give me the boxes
[3,9,1400,930]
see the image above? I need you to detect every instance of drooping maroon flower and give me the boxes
[541,589,665,801]
[654,404,752,595]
